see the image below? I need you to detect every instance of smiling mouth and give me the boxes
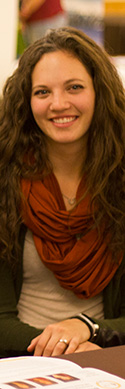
[51,116,77,124]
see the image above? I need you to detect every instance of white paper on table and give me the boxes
[0,356,124,389]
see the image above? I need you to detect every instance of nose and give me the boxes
[49,90,71,111]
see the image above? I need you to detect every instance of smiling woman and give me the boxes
[0,27,124,358]
[30,50,95,146]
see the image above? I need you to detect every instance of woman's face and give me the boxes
[31,50,95,146]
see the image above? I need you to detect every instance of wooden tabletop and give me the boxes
[57,345,125,379]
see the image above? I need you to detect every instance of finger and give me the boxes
[27,335,41,352]
[34,336,51,356]
[51,339,69,357]
[74,341,101,353]
[64,338,79,355]
[28,327,52,356]
[39,324,70,356]
[42,334,62,357]
[33,326,55,356]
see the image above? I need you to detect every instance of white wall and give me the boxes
[0,0,103,95]
[0,1,124,95]
[0,0,18,95]
[63,0,104,16]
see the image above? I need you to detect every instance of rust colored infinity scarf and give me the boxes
[21,173,122,298]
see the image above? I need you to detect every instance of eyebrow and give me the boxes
[32,85,48,91]
[32,78,85,91]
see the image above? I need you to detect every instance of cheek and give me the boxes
[77,90,95,114]
[79,101,95,117]
[85,93,95,116]
[31,98,46,118]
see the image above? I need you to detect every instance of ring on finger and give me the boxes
[58,339,68,346]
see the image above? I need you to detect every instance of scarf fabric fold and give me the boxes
[21,173,122,298]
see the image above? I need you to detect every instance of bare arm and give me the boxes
[20,0,46,22]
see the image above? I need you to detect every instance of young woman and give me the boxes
[0,27,124,358]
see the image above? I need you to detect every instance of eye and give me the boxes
[33,89,49,97]
[68,84,84,92]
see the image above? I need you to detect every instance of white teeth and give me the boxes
[52,116,76,124]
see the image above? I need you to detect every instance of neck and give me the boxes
[46,137,88,210]
[46,137,87,180]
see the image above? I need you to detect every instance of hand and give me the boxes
[27,318,91,357]
[74,341,101,353]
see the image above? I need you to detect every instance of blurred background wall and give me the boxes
[0,0,18,94]
[63,0,104,46]
[0,1,125,95]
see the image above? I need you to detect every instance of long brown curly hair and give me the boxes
[0,26,124,265]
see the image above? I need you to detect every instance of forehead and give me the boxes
[31,50,92,83]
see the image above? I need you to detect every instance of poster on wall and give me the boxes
[16,0,27,57]
[16,0,104,57]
